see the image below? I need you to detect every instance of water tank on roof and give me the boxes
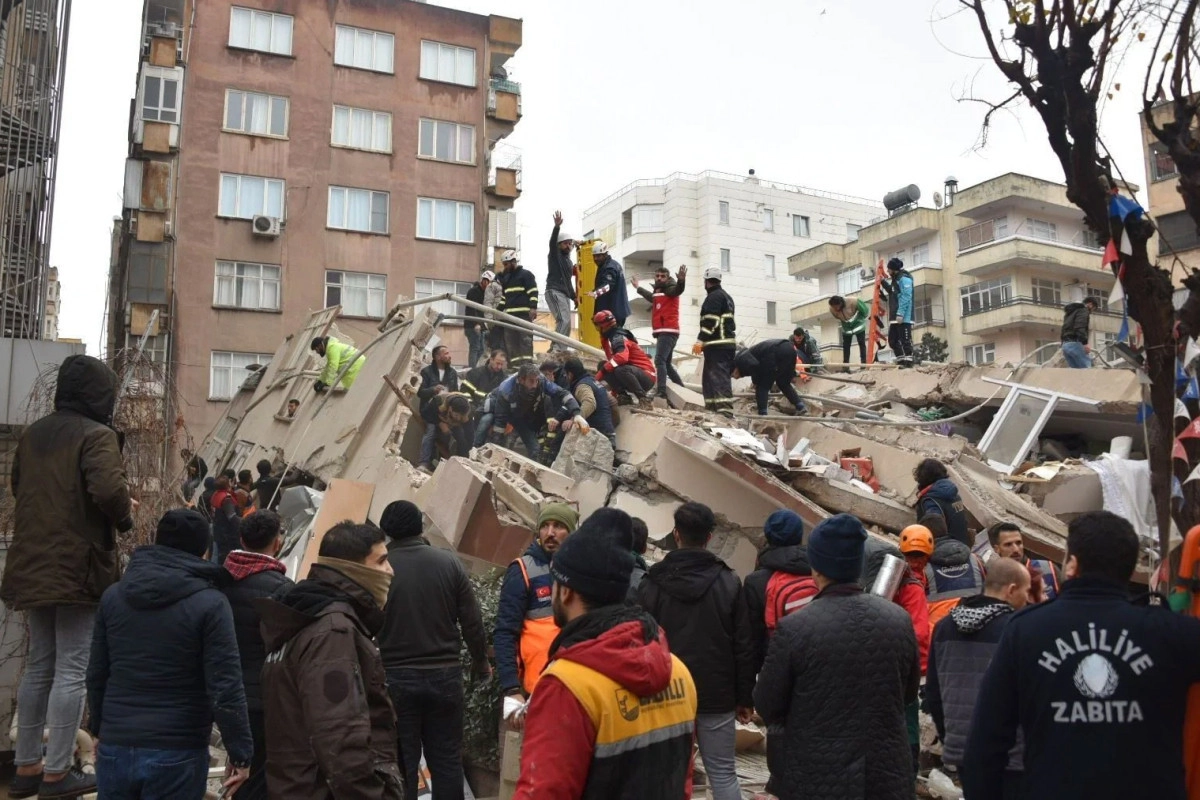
[883,184,921,212]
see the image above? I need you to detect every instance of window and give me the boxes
[328,187,389,234]
[837,267,862,296]
[334,25,394,73]
[1034,339,1057,365]
[1097,331,1118,359]
[417,197,474,243]
[965,342,996,365]
[913,286,933,324]
[846,223,861,241]
[211,351,273,400]
[910,241,930,266]
[718,201,730,225]
[793,215,810,237]
[219,174,284,219]
[720,248,731,272]
[141,67,180,123]
[416,278,474,319]
[214,261,281,310]
[957,217,1008,251]
[761,208,774,232]
[764,254,776,278]
[418,118,473,163]
[332,106,392,153]
[1158,210,1200,255]
[960,277,1012,315]
[1085,287,1110,311]
[1150,143,1179,182]
[1024,217,1058,241]
[229,7,292,55]
[631,205,664,234]
[225,90,288,137]
[129,333,168,364]
[127,243,167,304]
[419,40,476,87]
[1031,278,1062,306]
[325,271,387,318]
[766,301,777,325]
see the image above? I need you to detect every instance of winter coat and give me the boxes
[735,339,798,387]
[417,364,460,408]
[258,564,404,800]
[598,328,657,382]
[378,537,488,674]
[698,286,736,349]
[499,265,539,317]
[1,355,133,610]
[837,298,870,336]
[888,270,914,324]
[637,548,756,713]
[593,258,632,325]
[491,374,579,432]
[211,489,242,563]
[754,583,920,800]
[793,330,825,368]
[636,276,685,335]
[547,225,576,296]
[86,546,253,765]
[963,576,1200,800]
[925,537,987,630]
[917,478,970,546]
[461,363,508,404]
[494,542,555,694]
[744,544,811,673]
[926,594,1019,769]
[319,337,363,388]
[464,282,487,332]
[221,551,293,713]
[864,542,930,673]
[1060,302,1091,343]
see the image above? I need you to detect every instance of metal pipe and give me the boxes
[449,294,606,359]
[437,315,601,358]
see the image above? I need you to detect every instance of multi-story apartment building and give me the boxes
[107,0,522,446]
[42,264,58,339]
[791,173,1123,366]
[581,170,881,345]
[1142,100,1199,274]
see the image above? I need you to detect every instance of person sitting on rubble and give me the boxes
[914,458,970,546]
[561,357,617,448]
[417,392,473,473]
[417,344,459,416]
[593,309,657,406]
[311,335,364,393]
[732,339,810,417]
[487,363,580,463]
[791,326,825,372]
[983,521,1060,602]
[210,475,242,565]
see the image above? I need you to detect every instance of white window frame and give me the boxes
[210,350,273,400]
[416,278,475,320]
[764,254,776,278]
[325,270,387,319]
[332,105,392,153]
[910,241,931,266]
[417,118,474,164]
[334,24,394,73]
[213,260,281,311]
[846,223,862,241]
[140,66,181,123]
[792,215,810,237]
[964,342,996,366]
[1024,217,1058,241]
[218,173,285,220]
[228,7,293,56]
[416,197,474,243]
[766,301,777,325]
[761,207,774,232]
[1150,143,1179,182]
[960,277,1012,315]
[1030,277,1062,306]
[419,40,476,87]
[328,186,390,234]
[718,201,730,225]
[631,205,664,234]
[836,267,862,296]
[1085,287,1110,311]
[720,248,731,272]
[224,89,289,138]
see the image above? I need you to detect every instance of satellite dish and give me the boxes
[934,191,944,209]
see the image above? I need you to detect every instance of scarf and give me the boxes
[224,550,287,581]
[316,556,391,610]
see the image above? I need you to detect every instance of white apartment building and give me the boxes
[581,171,882,344]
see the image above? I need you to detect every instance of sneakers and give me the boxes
[8,772,40,799]
[37,768,97,799]
[416,462,433,474]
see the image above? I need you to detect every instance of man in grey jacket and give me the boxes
[546,211,577,339]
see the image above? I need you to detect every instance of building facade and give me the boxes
[42,263,57,339]
[581,171,881,345]
[107,0,522,447]
[1142,101,1199,275]
[791,173,1122,366]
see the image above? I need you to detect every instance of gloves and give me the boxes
[528,310,538,322]
[313,380,328,393]
[692,342,704,355]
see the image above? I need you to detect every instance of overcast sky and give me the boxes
[50,0,1154,350]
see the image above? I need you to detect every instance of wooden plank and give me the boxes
[298,479,376,579]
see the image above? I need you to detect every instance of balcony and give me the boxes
[618,230,665,262]
[487,78,522,124]
[488,15,522,74]
[957,232,1106,279]
[857,207,941,252]
[955,173,1081,220]
[789,242,847,278]
[792,293,843,325]
[961,297,1125,336]
[487,145,522,201]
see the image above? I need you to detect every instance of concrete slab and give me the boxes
[792,474,915,533]
[551,426,615,482]
[1018,465,1104,522]
[946,455,1067,562]
[614,413,670,466]
[416,457,532,564]
[951,366,1141,414]
[472,444,574,499]
[491,471,547,528]
[609,487,681,539]
[666,382,707,411]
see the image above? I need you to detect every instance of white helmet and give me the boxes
[481,270,496,282]
[557,230,574,244]
[501,250,518,263]
[592,241,609,256]
[704,266,723,281]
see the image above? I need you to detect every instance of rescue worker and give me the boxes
[985,522,1061,602]
[461,349,509,407]
[593,310,656,405]
[632,264,687,396]
[1060,295,1097,369]
[887,257,915,367]
[829,294,869,365]
[695,266,737,413]
[925,535,987,631]
[561,357,616,446]
[465,271,493,368]
[791,326,825,370]
[586,242,631,328]
[732,339,808,416]
[899,523,934,594]
[497,250,538,367]
[487,364,580,462]
[914,458,970,546]
[311,336,363,392]
[546,212,577,339]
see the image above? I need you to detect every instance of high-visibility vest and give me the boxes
[515,554,559,695]
[925,554,986,629]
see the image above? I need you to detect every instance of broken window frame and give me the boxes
[977,379,1101,474]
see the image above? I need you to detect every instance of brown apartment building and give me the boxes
[108,0,522,450]
[1142,99,1199,275]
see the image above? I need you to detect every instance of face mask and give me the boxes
[317,556,392,609]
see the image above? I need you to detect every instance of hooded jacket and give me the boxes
[637,548,756,713]
[319,337,363,389]
[547,225,576,296]
[793,330,825,368]
[925,538,986,616]
[636,275,685,335]
[888,269,914,323]
[258,564,404,800]
[917,478,970,546]
[598,328,657,382]
[735,339,798,387]
[221,551,293,713]
[86,545,253,765]
[744,544,810,673]
[2,355,133,610]
[593,257,632,324]
[1060,302,1091,343]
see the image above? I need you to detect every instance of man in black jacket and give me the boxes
[221,510,293,800]
[418,345,459,412]
[1060,295,1097,368]
[637,501,755,800]
[926,558,1028,796]
[464,272,493,369]
[695,267,737,412]
[732,339,808,416]
[377,501,489,800]
[87,510,252,800]
[964,511,1200,800]
[547,211,577,339]
[498,251,538,367]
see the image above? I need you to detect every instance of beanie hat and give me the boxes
[549,510,635,606]
[807,513,867,582]
[380,500,423,540]
[764,509,805,547]
[538,502,579,533]
[203,476,216,491]
[887,257,904,271]
[156,509,212,558]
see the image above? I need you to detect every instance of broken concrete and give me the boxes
[792,473,915,533]
[415,456,532,566]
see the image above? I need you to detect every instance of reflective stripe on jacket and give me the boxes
[599,329,657,381]
[499,266,539,315]
[698,287,736,348]
[516,554,559,694]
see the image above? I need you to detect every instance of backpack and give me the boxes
[764,571,818,635]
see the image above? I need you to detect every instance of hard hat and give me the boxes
[557,230,574,244]
[899,524,934,556]
[481,270,496,283]
[703,266,723,281]
[501,249,518,263]
[591,241,609,256]
[592,309,616,329]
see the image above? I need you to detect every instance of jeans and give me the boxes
[96,744,209,800]
[842,330,867,364]
[1062,340,1091,368]
[15,605,94,773]
[387,667,465,800]
[420,421,471,466]
[546,289,573,339]
[608,365,654,400]
[653,333,683,392]
[473,412,494,448]
[511,422,541,460]
[888,322,914,364]
[465,328,485,369]
[694,712,741,800]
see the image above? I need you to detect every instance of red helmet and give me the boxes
[592,310,616,330]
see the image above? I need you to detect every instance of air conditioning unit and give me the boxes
[859,267,874,281]
[252,215,281,237]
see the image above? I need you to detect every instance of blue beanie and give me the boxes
[807,513,867,582]
[764,510,805,547]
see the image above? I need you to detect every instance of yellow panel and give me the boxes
[577,242,600,348]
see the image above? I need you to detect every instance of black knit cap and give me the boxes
[549,508,635,606]
[380,500,423,540]
[156,509,211,558]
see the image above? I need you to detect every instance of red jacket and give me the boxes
[895,576,931,674]
[598,329,657,382]
[636,277,685,335]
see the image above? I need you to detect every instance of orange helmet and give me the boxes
[899,524,934,556]
[592,309,617,330]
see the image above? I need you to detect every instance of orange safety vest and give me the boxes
[515,554,559,695]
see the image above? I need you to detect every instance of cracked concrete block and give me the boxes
[492,471,547,528]
[415,457,531,566]
[570,473,611,520]
[609,487,681,539]
[472,444,574,498]
[666,382,707,411]
[615,414,669,466]
[552,427,615,482]
[792,473,915,533]
[1018,466,1103,522]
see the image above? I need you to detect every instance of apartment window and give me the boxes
[214,260,281,310]
[1034,339,1057,365]
[334,25,394,73]
[965,342,996,366]
[632,205,664,234]
[846,223,862,241]
[761,208,774,232]
[228,7,292,56]
[417,197,474,243]
[764,254,776,278]
[718,201,730,225]
[328,187,389,234]
[960,277,1012,315]
[419,40,476,87]
[1085,287,1110,311]
[332,106,392,153]
[416,278,474,318]
[913,286,933,324]
[224,90,288,137]
[218,174,284,219]
[720,248,731,272]
[418,119,473,163]
[837,266,862,296]
[127,243,167,304]
[766,301,777,325]
[1150,143,1179,182]
[140,67,180,123]
[1157,210,1200,256]
[793,215,810,238]
[129,333,168,364]
[1024,217,1058,241]
[911,241,930,266]
[325,270,387,318]
[211,351,273,400]
[1031,277,1062,306]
